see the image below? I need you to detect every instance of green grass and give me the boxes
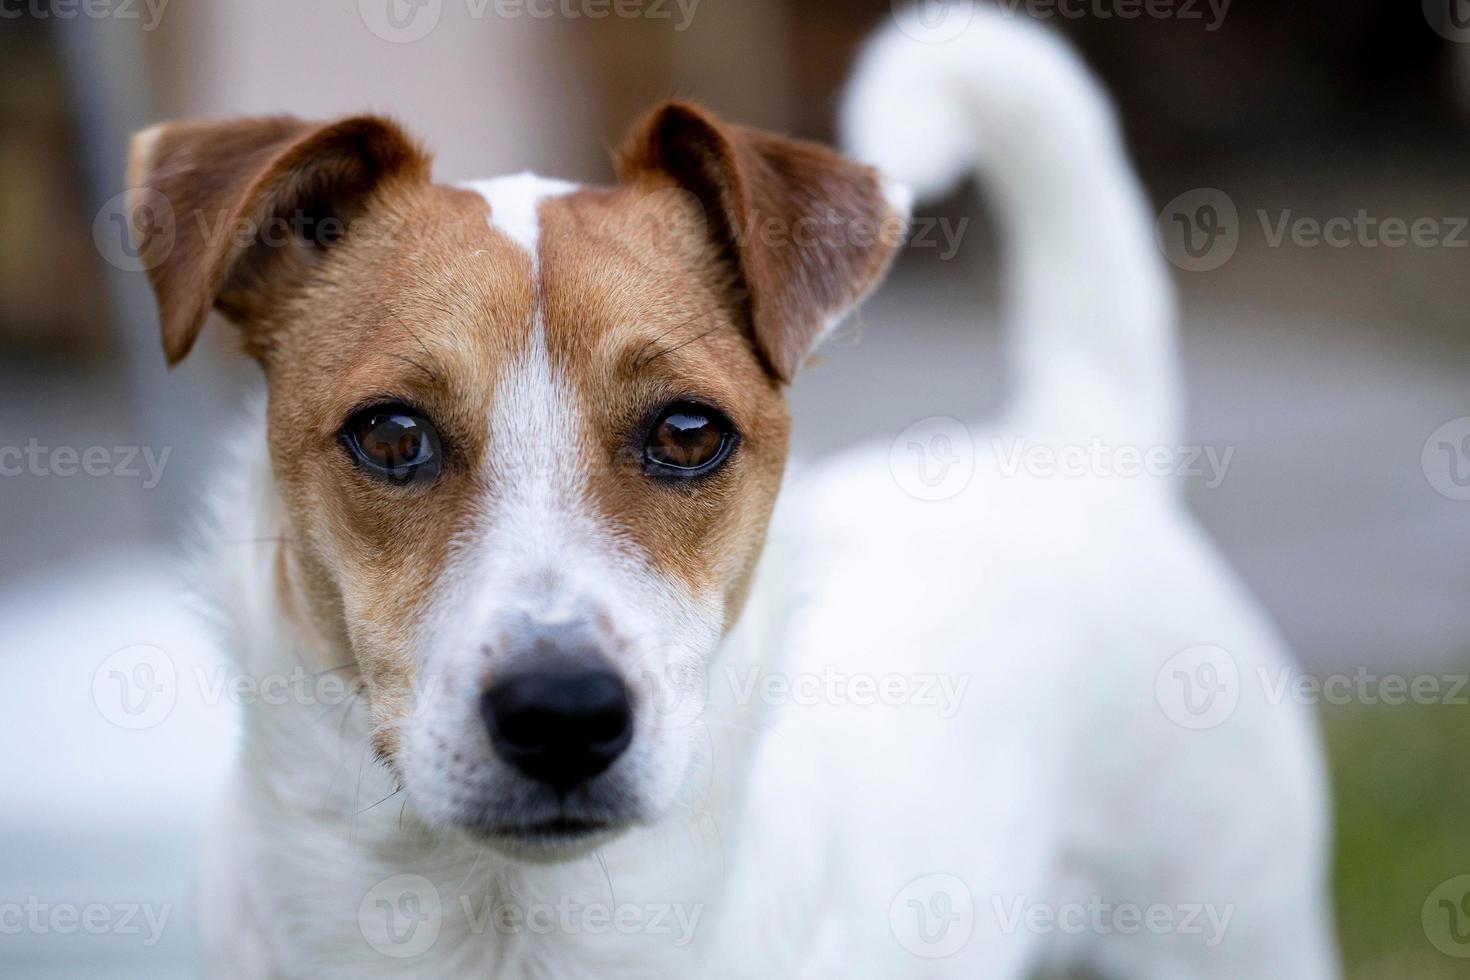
[1326,689,1470,978]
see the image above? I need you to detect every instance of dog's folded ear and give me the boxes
[617,101,909,383]
[126,115,429,366]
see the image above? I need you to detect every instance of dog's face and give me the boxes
[129,107,904,857]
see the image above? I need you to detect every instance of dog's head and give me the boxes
[128,106,905,858]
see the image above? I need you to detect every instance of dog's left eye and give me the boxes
[643,403,735,478]
[341,404,442,485]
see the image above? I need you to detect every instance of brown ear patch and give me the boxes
[126,114,430,365]
[617,101,908,382]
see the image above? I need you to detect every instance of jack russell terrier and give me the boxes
[127,4,1337,977]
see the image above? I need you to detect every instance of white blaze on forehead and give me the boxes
[460,172,598,605]
[460,171,579,262]
[443,173,717,640]
[484,321,591,579]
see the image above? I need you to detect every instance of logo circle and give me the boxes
[359,0,443,43]
[1422,417,1470,501]
[93,188,175,273]
[892,0,976,44]
[626,642,708,733]
[890,416,975,501]
[1423,874,1470,958]
[1423,1,1470,43]
[599,185,710,274]
[889,872,974,958]
[359,874,442,958]
[92,644,177,730]
[1155,188,1239,272]
[1155,644,1239,730]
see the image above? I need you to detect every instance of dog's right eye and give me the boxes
[341,404,442,485]
[642,402,736,479]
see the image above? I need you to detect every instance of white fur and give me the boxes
[461,172,578,258]
[197,5,1337,977]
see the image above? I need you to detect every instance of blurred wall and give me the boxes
[143,0,597,181]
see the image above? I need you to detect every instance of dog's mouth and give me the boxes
[465,814,624,859]
[487,816,612,839]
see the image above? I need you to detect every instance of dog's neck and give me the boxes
[196,408,793,970]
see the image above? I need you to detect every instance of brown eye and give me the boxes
[342,404,441,485]
[643,403,735,478]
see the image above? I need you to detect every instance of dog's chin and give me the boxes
[460,815,631,863]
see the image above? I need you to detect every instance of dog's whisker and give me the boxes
[309,688,360,727]
[633,309,738,370]
[386,308,439,379]
[453,849,486,893]
[385,351,437,383]
[593,848,617,907]
[670,799,728,872]
[628,297,730,362]
[347,738,375,843]
[638,317,735,368]
[354,787,402,817]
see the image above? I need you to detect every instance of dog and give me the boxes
[126,4,1338,977]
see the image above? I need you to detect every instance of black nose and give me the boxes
[481,658,633,790]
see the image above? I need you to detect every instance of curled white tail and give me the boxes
[841,2,1179,452]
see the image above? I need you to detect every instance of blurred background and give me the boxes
[2,0,1468,976]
